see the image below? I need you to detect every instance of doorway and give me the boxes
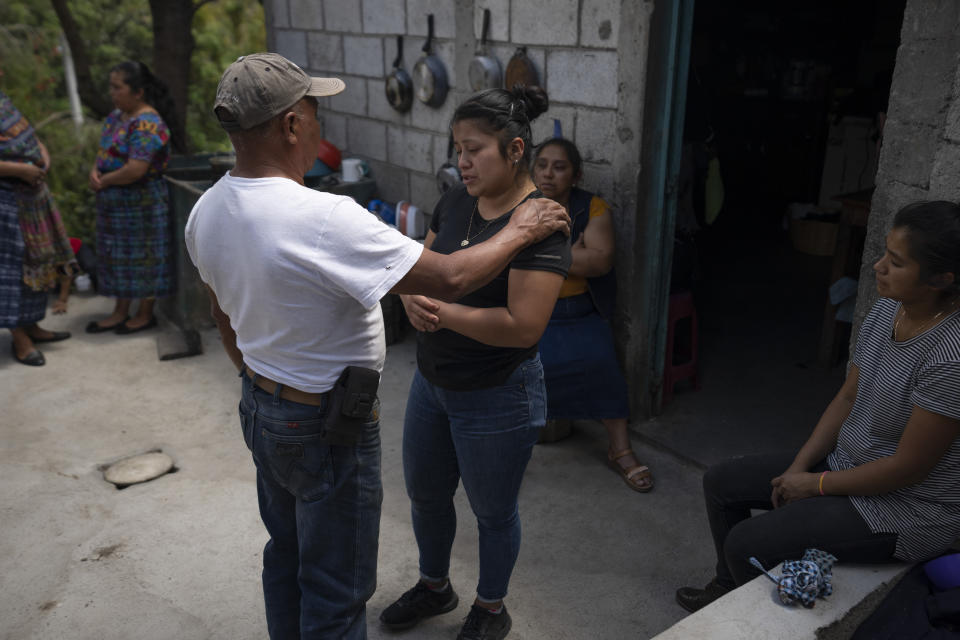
[645,0,905,465]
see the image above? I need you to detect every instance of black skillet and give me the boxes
[385,35,413,112]
[436,133,461,194]
[413,14,449,107]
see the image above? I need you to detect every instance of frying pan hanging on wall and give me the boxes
[385,35,413,112]
[413,14,449,107]
[436,133,461,194]
[468,8,502,91]
[505,46,539,90]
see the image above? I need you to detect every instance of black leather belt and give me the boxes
[243,366,329,407]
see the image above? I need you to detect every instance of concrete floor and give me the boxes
[646,247,846,469]
[0,244,847,640]
[1,293,713,640]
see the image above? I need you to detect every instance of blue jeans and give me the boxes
[239,372,383,640]
[402,355,546,601]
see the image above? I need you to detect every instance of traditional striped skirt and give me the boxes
[0,188,46,329]
[95,176,173,299]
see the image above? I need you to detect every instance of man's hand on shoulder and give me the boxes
[509,198,571,244]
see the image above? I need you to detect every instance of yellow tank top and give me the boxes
[558,195,609,299]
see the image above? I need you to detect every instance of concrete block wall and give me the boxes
[264,0,645,217]
[852,0,960,334]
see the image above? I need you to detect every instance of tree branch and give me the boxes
[49,0,113,118]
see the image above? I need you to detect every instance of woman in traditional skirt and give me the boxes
[0,88,76,366]
[87,61,181,334]
[532,138,655,492]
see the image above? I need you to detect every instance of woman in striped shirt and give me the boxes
[676,200,960,613]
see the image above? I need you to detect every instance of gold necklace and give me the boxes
[894,297,960,341]
[460,189,536,247]
[461,201,492,247]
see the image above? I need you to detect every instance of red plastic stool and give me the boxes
[663,291,699,404]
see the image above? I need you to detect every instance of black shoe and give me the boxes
[380,581,459,631]
[86,317,128,333]
[456,604,512,640]
[11,344,45,366]
[675,578,731,613]
[114,316,158,335]
[29,330,71,343]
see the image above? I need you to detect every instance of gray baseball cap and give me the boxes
[214,53,345,131]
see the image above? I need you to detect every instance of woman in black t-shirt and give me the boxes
[380,87,571,640]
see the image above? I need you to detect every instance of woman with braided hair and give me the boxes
[677,200,960,613]
[380,86,571,640]
[87,60,181,334]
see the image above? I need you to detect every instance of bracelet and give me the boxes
[818,470,829,496]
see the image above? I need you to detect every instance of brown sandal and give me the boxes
[607,448,654,493]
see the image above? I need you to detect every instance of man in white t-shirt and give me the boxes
[184,53,569,640]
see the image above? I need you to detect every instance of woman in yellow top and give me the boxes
[533,138,654,492]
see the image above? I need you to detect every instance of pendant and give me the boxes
[461,239,469,247]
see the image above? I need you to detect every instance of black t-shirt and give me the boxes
[416,184,572,390]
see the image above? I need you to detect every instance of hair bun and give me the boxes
[509,84,549,122]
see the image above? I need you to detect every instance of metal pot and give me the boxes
[413,14,449,107]
[468,9,501,92]
[385,36,413,112]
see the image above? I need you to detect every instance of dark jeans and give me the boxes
[239,372,382,640]
[402,355,546,601]
[705,452,898,588]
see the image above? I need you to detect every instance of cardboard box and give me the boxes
[790,218,838,256]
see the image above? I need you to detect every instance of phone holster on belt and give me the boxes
[323,366,380,444]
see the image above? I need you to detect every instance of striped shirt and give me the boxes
[828,297,960,561]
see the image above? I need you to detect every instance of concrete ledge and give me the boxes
[652,563,911,640]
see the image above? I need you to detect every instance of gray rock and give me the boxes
[104,452,174,486]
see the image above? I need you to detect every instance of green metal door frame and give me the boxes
[630,0,694,417]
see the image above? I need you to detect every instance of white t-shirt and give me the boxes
[184,174,423,392]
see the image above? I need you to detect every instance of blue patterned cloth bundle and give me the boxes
[749,549,838,608]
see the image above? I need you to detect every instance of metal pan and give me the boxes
[436,133,461,194]
[385,35,413,112]
[468,8,501,92]
[413,14,449,107]
[505,46,539,89]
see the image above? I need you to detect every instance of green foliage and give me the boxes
[42,118,102,245]
[59,1,153,99]
[0,13,102,245]
[0,19,66,123]
[190,1,267,152]
[0,0,265,244]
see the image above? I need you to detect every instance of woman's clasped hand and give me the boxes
[770,470,822,507]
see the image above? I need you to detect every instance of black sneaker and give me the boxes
[456,604,512,640]
[380,581,459,631]
[675,578,731,613]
